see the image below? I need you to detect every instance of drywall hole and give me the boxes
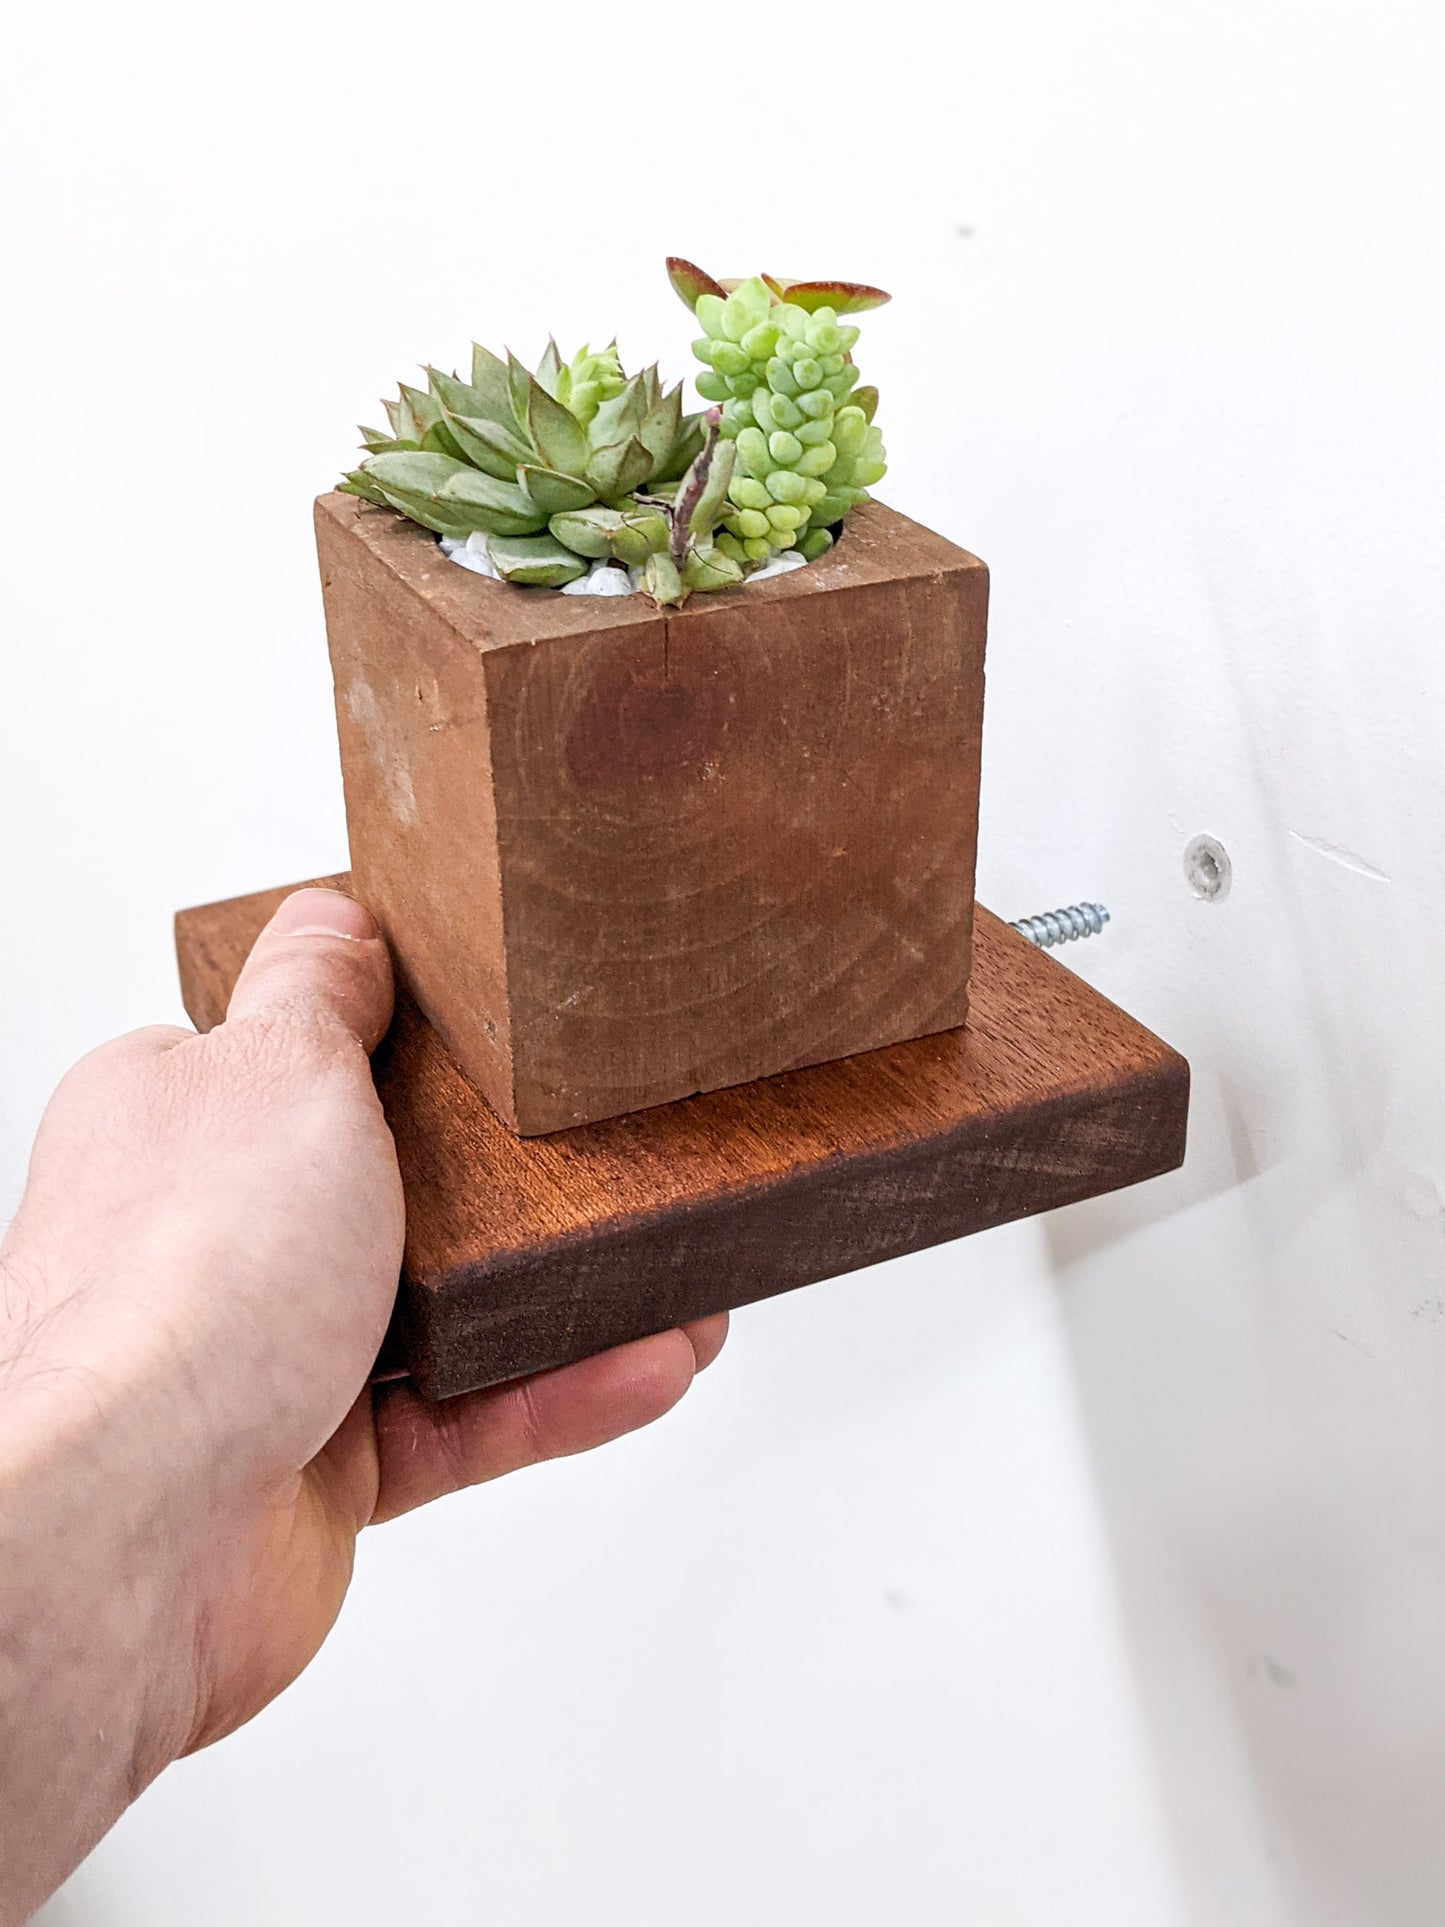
[1185,834,1232,902]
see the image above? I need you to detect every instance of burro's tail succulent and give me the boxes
[667,259,890,565]
[340,339,740,604]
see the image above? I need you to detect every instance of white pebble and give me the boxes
[442,531,499,578]
[590,563,635,596]
[561,566,635,596]
[745,550,809,585]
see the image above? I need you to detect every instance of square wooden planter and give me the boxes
[316,492,988,1135]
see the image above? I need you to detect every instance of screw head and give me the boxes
[1184,834,1232,902]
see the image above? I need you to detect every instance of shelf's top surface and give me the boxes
[177,876,1187,1295]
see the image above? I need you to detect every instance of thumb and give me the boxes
[226,887,395,1053]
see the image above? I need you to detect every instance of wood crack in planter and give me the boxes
[316,491,988,1135]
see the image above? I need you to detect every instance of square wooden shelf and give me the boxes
[176,875,1188,1400]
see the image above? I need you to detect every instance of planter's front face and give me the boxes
[317,493,988,1134]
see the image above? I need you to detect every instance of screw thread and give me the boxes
[1010,902,1111,949]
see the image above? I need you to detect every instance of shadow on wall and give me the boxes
[1035,593,1445,1922]
[32,1894,94,1925]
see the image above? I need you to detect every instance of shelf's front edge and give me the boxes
[402,1050,1188,1398]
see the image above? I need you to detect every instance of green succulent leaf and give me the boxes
[363,450,468,495]
[364,452,548,537]
[441,412,529,479]
[621,513,669,563]
[852,384,880,423]
[463,344,519,428]
[518,464,597,515]
[535,336,564,397]
[486,532,590,587]
[419,418,467,461]
[683,544,745,593]
[393,386,428,443]
[429,370,528,475]
[589,374,649,449]
[359,424,398,454]
[638,387,683,467]
[505,351,540,431]
[643,551,687,606]
[550,504,668,566]
[652,412,705,484]
[517,374,588,476]
[688,436,737,540]
[547,506,614,560]
[441,470,552,536]
[694,294,727,340]
[806,492,853,525]
[430,368,511,431]
[340,469,391,506]
[354,476,475,538]
[403,380,444,422]
[587,435,654,502]
[546,506,619,560]
[613,509,671,564]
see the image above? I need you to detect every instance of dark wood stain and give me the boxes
[176,877,1189,1400]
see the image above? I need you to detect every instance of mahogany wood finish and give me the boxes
[176,875,1189,1402]
[316,492,988,1135]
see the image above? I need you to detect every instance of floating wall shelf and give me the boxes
[177,875,1188,1401]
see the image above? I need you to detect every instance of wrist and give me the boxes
[0,1246,204,1918]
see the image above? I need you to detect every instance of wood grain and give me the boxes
[176,875,1189,1401]
[317,493,988,1134]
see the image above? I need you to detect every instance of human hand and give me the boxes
[0,888,725,1920]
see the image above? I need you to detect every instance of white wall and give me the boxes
[4,1,1443,1920]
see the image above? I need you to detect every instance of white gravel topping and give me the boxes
[743,550,809,584]
[439,532,814,593]
[560,561,634,597]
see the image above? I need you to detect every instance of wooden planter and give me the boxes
[316,492,988,1135]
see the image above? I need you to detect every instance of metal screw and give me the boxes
[1010,902,1111,949]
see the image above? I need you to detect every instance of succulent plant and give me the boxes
[667,259,889,564]
[339,267,888,603]
[340,340,738,601]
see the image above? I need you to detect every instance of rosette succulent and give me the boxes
[341,340,740,602]
[666,259,890,565]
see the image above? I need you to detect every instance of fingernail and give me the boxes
[268,888,378,942]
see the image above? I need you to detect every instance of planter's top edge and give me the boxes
[315,493,985,653]
[316,492,661,651]
[672,500,987,625]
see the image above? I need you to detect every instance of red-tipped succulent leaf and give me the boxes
[765,277,892,314]
[666,256,728,311]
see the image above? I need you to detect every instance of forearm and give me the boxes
[0,886,719,1919]
[0,1253,199,1924]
